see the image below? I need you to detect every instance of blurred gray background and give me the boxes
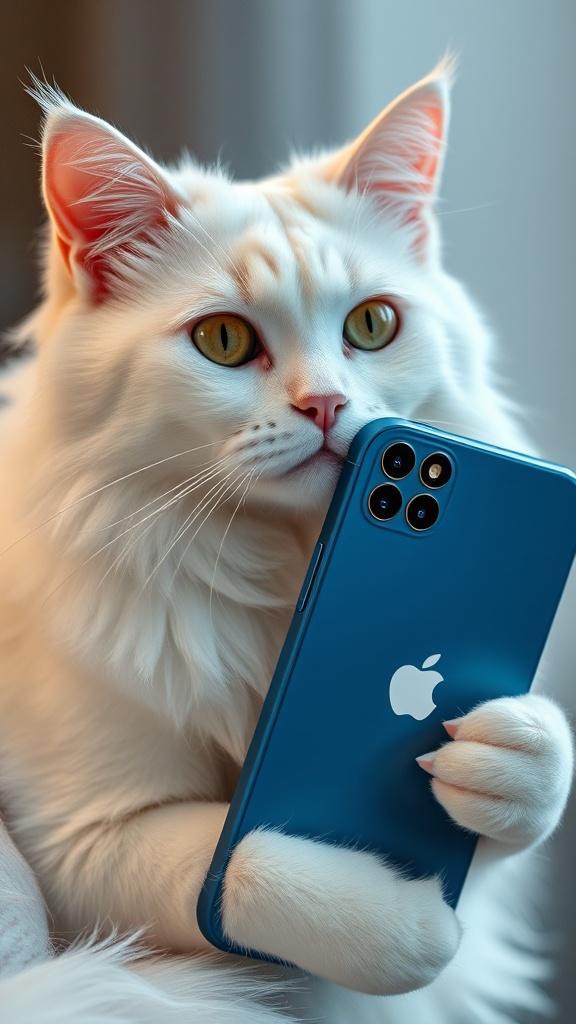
[1,0,575,1018]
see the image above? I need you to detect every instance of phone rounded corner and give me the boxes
[556,463,576,489]
[197,884,263,961]
[346,417,411,464]
[195,881,224,951]
[536,459,576,509]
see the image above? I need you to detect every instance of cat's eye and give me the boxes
[191,314,258,367]
[343,299,399,351]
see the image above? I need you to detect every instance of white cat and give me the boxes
[0,55,573,1023]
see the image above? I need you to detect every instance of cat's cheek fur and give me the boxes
[222,828,462,995]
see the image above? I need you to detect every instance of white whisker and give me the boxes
[208,466,261,623]
[92,455,237,592]
[137,465,244,595]
[98,454,234,532]
[437,200,498,217]
[0,436,239,559]
[172,470,250,585]
[40,457,237,609]
[419,418,474,432]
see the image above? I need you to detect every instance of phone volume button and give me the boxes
[296,541,324,612]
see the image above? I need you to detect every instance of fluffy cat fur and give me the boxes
[0,54,573,1022]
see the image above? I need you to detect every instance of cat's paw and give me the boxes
[222,828,461,995]
[417,694,574,849]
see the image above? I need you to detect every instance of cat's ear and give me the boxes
[36,85,181,301]
[320,54,456,261]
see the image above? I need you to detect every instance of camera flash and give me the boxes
[420,452,452,489]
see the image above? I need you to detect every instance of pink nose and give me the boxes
[292,392,347,432]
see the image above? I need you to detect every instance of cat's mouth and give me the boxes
[283,443,343,477]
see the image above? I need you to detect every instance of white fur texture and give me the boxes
[223,828,461,995]
[0,55,573,1022]
[425,695,573,847]
[2,939,305,1024]
[0,818,52,976]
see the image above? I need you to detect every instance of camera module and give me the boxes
[405,493,440,531]
[419,452,452,489]
[382,442,416,480]
[368,483,403,522]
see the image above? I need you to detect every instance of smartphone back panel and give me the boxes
[197,419,576,956]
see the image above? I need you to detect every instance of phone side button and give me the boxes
[296,541,324,612]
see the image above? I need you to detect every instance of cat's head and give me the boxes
[28,54,489,521]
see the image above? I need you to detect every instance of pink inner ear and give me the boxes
[412,100,444,194]
[375,97,445,203]
[364,94,445,260]
[399,99,444,256]
[44,121,176,301]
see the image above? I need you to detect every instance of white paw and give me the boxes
[417,694,574,848]
[222,828,461,995]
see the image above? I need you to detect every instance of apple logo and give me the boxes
[389,653,444,721]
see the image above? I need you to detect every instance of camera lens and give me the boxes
[405,493,440,531]
[382,442,416,480]
[368,483,403,521]
[419,452,452,489]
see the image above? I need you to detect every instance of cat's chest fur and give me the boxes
[78,531,306,762]
[0,495,311,806]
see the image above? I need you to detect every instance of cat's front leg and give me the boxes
[52,799,460,995]
[222,828,461,995]
[44,801,232,952]
[417,693,574,848]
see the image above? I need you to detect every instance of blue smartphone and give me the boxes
[197,418,576,958]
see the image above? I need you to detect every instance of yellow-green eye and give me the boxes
[192,314,258,366]
[343,299,399,351]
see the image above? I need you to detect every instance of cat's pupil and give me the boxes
[220,322,229,351]
[365,308,373,334]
